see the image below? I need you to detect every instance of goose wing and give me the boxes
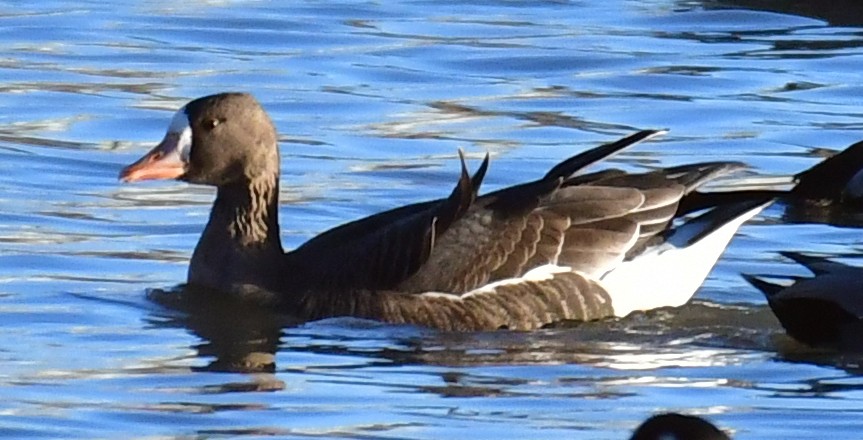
[288,130,663,292]
[396,160,743,293]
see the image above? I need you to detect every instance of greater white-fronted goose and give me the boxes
[119,92,769,331]
[744,252,863,350]
[630,413,731,440]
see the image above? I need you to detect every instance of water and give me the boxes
[1,0,863,438]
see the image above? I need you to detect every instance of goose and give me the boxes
[744,252,863,350]
[630,413,731,440]
[678,138,863,220]
[119,92,770,331]
[709,139,863,348]
[789,138,863,205]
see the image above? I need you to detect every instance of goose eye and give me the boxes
[205,119,220,130]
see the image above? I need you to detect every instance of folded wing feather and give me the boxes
[288,131,759,330]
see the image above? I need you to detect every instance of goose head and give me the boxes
[119,92,279,187]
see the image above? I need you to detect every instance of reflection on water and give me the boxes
[148,289,800,374]
[147,287,288,375]
[1,0,863,438]
[369,98,640,142]
[138,289,863,439]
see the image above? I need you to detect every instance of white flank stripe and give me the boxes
[457,264,573,299]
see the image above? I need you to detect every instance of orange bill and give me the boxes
[119,132,187,182]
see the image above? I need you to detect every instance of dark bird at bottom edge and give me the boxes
[630,413,731,440]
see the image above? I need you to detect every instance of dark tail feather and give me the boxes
[469,152,490,198]
[659,162,747,193]
[565,161,746,195]
[666,197,773,247]
[543,129,666,180]
[487,130,665,213]
[439,150,478,228]
[676,189,786,217]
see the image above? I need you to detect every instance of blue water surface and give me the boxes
[0,0,862,438]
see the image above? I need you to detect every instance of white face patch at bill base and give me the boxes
[167,105,193,162]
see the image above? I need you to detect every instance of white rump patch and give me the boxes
[600,203,765,318]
